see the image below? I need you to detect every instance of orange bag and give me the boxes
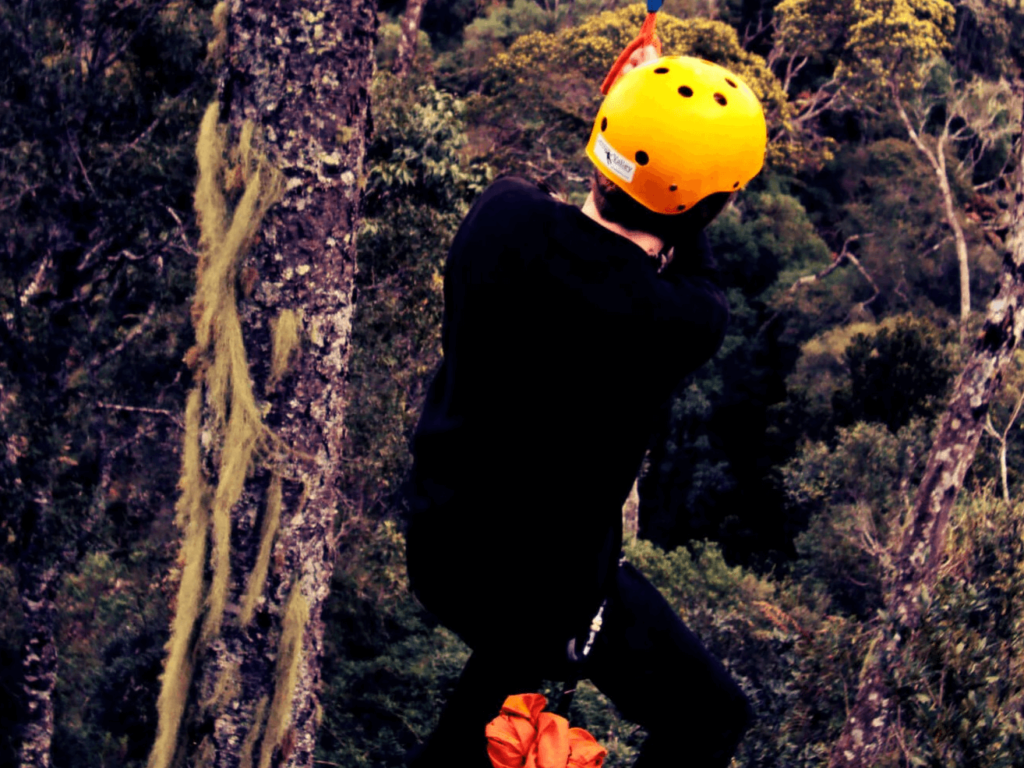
[486,693,607,768]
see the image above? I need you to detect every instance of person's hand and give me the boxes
[616,44,660,81]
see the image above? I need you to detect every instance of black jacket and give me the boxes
[405,177,728,645]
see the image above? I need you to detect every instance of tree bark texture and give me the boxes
[146,2,376,768]
[621,478,640,541]
[829,101,1024,768]
[393,0,428,76]
[17,562,60,768]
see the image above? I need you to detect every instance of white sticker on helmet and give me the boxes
[594,134,635,183]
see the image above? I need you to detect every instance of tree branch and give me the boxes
[96,401,183,429]
[758,235,876,334]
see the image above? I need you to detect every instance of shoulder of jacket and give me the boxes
[481,176,558,209]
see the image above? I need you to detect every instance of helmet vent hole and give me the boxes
[714,93,728,106]
[726,78,738,88]
[654,67,669,74]
[677,205,686,211]
[678,85,694,97]
[635,151,650,166]
[733,181,740,188]
[601,116,608,131]
[669,184,678,192]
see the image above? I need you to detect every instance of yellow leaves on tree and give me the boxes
[774,0,955,96]
[777,0,955,97]
[774,0,856,67]
[843,0,955,92]
[475,4,790,184]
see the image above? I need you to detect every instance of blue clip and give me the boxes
[647,0,663,11]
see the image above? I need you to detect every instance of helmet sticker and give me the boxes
[594,133,636,183]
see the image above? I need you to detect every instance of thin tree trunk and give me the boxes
[829,99,1024,768]
[17,561,60,768]
[893,91,972,341]
[393,0,428,77]
[622,478,640,541]
[146,1,376,767]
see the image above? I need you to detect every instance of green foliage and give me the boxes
[419,0,490,52]
[51,551,172,768]
[634,479,1024,768]
[779,321,887,442]
[0,0,211,573]
[951,0,1024,80]
[375,18,434,79]
[893,490,1024,766]
[0,0,210,763]
[471,5,789,193]
[342,73,490,518]
[783,419,933,615]
[317,522,470,767]
[840,0,956,97]
[465,0,556,52]
[780,315,954,448]
[804,138,1002,318]
[621,538,844,768]
[641,191,836,559]
[833,315,955,431]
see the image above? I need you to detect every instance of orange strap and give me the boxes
[599,12,662,95]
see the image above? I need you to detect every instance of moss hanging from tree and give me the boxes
[268,309,302,393]
[239,473,283,626]
[147,100,297,768]
[258,583,309,768]
[148,389,210,768]
[239,697,270,768]
[191,104,284,647]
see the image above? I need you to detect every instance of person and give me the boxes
[403,48,768,768]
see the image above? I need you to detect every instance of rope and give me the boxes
[599,0,663,94]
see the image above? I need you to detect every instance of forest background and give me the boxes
[2,0,1024,766]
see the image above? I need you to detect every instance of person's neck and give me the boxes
[581,192,664,257]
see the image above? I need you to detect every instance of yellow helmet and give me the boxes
[585,56,767,215]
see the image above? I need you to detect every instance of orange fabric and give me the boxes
[599,12,662,95]
[486,694,607,768]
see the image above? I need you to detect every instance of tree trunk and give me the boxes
[146,2,376,767]
[622,478,640,541]
[829,100,1024,768]
[393,0,428,77]
[893,92,972,342]
[17,561,60,768]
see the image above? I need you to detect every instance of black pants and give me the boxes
[408,560,753,768]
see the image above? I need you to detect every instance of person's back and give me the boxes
[404,50,768,768]
[406,175,728,644]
